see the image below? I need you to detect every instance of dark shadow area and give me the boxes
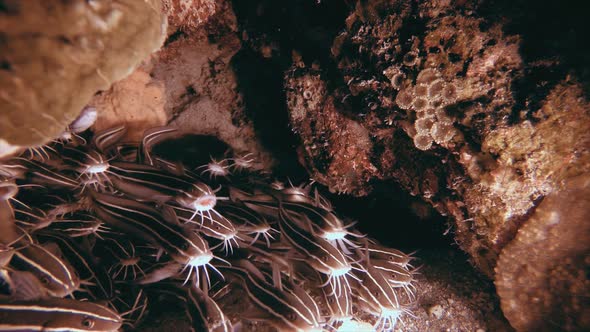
[322,181,453,251]
[231,0,350,63]
[231,0,352,179]
[152,134,231,169]
[231,50,306,179]
[479,0,590,122]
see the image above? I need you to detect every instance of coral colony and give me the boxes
[0,113,416,331]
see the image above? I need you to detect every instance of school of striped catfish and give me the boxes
[0,109,417,331]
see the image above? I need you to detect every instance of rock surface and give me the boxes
[0,0,167,150]
[281,0,590,280]
[90,0,272,168]
[495,175,590,331]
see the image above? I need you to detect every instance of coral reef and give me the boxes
[259,1,589,329]
[280,0,590,281]
[0,0,167,151]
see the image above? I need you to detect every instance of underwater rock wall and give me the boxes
[282,0,590,279]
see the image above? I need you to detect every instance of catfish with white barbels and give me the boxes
[90,191,225,288]
[9,242,80,298]
[278,203,356,298]
[221,259,324,332]
[106,161,221,223]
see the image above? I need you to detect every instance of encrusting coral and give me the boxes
[281,0,590,278]
[0,115,417,331]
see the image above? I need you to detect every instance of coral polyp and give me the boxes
[0,124,416,331]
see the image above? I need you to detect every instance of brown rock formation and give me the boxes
[495,175,590,331]
[282,0,590,279]
[0,0,167,151]
[90,0,271,167]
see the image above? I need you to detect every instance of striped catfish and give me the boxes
[245,245,294,288]
[175,205,239,255]
[227,187,278,219]
[98,237,149,282]
[107,161,197,203]
[0,297,122,331]
[0,200,25,268]
[364,240,414,269]
[110,287,149,330]
[350,262,412,331]
[371,259,415,299]
[319,278,353,326]
[90,191,211,264]
[275,185,314,205]
[0,179,17,201]
[36,231,114,301]
[137,126,181,166]
[283,278,323,329]
[216,201,278,247]
[46,212,108,239]
[10,243,80,298]
[59,147,110,180]
[278,204,353,297]
[13,205,52,231]
[90,192,221,287]
[186,283,232,332]
[196,156,232,180]
[280,201,362,254]
[108,162,220,220]
[91,125,127,155]
[1,269,49,300]
[143,281,231,332]
[16,159,79,190]
[222,260,323,332]
[135,261,183,285]
[0,161,27,180]
[113,143,139,163]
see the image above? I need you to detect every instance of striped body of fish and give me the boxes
[0,297,122,331]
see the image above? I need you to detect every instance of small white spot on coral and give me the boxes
[547,211,560,226]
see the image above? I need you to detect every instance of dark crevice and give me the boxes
[480,0,590,109]
[231,49,305,178]
[323,180,452,251]
[0,60,11,71]
[0,0,19,14]
[152,135,231,169]
[163,29,187,47]
[230,0,480,252]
